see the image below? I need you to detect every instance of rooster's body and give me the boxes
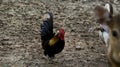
[40,12,65,58]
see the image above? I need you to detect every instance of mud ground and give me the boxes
[0,0,120,67]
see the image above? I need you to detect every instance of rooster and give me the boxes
[40,12,65,59]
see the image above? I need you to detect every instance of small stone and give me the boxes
[1,41,14,45]
[2,37,10,41]
[75,45,81,50]
[41,55,47,60]
[75,41,87,50]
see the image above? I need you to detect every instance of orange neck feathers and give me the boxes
[49,36,59,46]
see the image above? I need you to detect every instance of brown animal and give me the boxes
[98,3,113,47]
[94,5,120,67]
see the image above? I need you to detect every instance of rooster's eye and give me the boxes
[112,31,118,37]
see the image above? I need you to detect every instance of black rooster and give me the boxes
[40,12,65,58]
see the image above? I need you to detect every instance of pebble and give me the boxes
[75,42,84,50]
[1,41,14,45]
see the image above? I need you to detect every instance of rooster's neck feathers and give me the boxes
[49,35,59,46]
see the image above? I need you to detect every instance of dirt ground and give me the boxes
[0,0,120,67]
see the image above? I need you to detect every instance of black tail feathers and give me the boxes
[40,12,54,40]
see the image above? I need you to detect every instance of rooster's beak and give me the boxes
[55,30,59,36]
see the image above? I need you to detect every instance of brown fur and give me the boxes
[94,6,109,24]
[94,5,120,67]
[108,14,120,67]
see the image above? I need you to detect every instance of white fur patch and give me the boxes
[99,30,109,47]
